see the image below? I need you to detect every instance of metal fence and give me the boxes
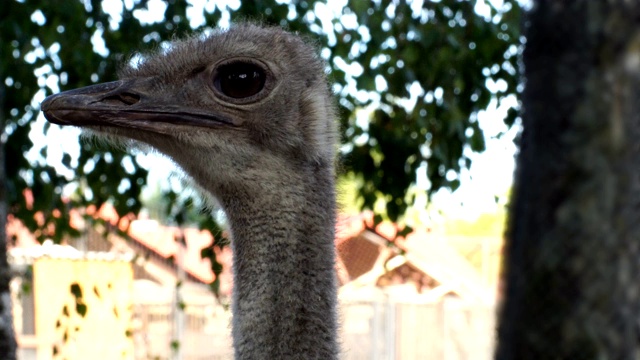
[131,297,496,360]
[132,303,234,360]
[340,298,495,360]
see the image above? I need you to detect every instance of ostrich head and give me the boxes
[42,24,341,359]
[42,24,337,204]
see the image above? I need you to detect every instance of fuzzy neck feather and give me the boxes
[214,162,339,359]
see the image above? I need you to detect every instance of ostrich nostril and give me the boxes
[102,92,141,106]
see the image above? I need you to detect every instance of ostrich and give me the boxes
[41,24,339,359]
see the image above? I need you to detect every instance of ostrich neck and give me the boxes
[218,163,339,359]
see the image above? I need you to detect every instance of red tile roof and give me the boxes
[10,204,491,302]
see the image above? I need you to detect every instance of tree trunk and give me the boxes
[0,81,17,359]
[496,1,640,359]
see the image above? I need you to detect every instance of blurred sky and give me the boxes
[30,0,519,223]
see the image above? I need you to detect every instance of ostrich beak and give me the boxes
[41,79,236,132]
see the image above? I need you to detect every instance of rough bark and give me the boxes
[496,1,640,359]
[0,82,17,359]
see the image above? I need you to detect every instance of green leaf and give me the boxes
[171,340,180,350]
[398,225,413,238]
[70,283,82,299]
[76,303,87,317]
[61,152,71,168]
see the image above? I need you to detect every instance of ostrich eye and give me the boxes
[214,62,266,99]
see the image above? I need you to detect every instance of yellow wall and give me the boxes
[33,258,134,360]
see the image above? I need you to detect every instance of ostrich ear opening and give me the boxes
[300,83,339,164]
[41,79,239,131]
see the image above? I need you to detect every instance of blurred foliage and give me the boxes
[1,0,520,296]
[444,211,507,237]
[233,0,520,221]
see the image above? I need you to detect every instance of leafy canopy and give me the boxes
[1,0,519,254]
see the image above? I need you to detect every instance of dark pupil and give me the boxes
[216,63,266,99]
